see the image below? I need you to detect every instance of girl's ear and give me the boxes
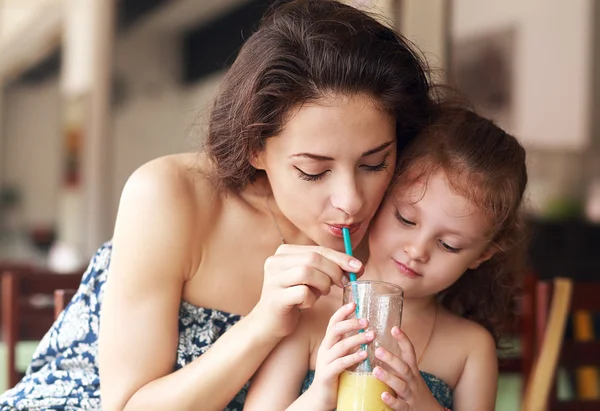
[468,245,498,270]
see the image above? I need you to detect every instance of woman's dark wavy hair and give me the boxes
[392,103,528,349]
[203,0,433,191]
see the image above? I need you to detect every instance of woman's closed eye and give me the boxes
[294,157,389,182]
[361,159,389,172]
[360,152,390,173]
[294,167,329,182]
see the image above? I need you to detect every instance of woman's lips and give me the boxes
[326,223,361,238]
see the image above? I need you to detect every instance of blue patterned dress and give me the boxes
[0,242,452,410]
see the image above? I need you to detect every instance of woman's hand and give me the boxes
[303,302,375,409]
[372,327,444,411]
[249,244,363,339]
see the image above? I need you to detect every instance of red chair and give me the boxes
[1,268,83,387]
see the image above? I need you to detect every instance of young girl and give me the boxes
[244,105,528,411]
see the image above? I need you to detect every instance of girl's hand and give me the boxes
[305,302,375,409]
[250,244,363,339]
[372,327,444,411]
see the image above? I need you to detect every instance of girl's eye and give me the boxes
[295,167,328,182]
[439,240,461,254]
[394,211,415,226]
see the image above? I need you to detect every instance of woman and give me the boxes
[0,1,432,410]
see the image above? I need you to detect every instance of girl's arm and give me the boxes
[246,303,374,411]
[244,317,313,411]
[452,327,498,411]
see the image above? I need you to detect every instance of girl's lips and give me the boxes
[327,223,361,238]
[393,260,422,279]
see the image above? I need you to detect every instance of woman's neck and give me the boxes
[242,175,315,246]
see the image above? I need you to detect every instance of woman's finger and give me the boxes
[279,285,318,310]
[273,245,363,286]
[274,265,333,296]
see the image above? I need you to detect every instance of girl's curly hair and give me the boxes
[392,104,528,348]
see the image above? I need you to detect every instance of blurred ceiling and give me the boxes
[19,0,253,83]
[123,0,252,33]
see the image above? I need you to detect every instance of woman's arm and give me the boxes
[99,159,280,411]
[452,327,498,411]
[100,158,262,411]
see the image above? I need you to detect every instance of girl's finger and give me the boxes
[325,349,369,377]
[325,330,375,362]
[373,366,411,402]
[381,391,409,411]
[392,327,419,372]
[375,347,413,383]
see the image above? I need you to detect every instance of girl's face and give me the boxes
[367,169,496,298]
[253,93,396,251]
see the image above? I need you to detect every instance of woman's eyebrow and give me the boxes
[290,140,394,161]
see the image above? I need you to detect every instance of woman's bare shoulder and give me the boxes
[129,153,222,218]
[115,153,223,277]
[127,153,216,199]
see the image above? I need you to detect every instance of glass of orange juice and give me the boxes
[337,280,404,411]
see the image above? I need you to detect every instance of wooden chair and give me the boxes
[1,268,83,388]
[54,289,77,319]
[544,279,600,411]
[497,270,538,380]
[522,277,572,411]
[523,278,600,411]
[519,271,539,381]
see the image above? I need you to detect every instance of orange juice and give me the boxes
[337,370,393,411]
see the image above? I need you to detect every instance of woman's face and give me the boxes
[253,93,397,251]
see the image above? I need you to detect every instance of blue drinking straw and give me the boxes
[342,227,359,302]
[342,227,372,372]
